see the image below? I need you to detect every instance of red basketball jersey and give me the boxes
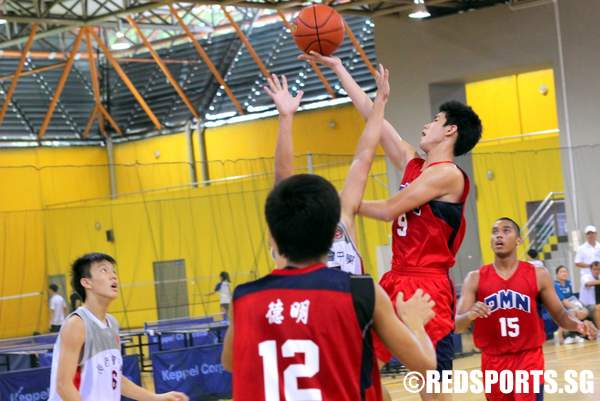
[233,264,380,401]
[473,262,547,355]
[391,158,469,272]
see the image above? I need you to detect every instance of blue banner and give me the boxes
[38,353,53,368]
[122,354,141,401]
[0,354,33,372]
[152,344,231,400]
[0,366,51,401]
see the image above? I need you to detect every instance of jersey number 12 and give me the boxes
[258,339,322,401]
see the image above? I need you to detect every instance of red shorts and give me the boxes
[482,347,545,401]
[373,269,455,362]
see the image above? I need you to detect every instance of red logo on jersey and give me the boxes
[334,227,343,240]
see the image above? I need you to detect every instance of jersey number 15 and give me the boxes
[499,317,520,337]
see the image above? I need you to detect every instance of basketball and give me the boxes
[292,4,345,56]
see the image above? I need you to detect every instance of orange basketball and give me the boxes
[292,4,345,56]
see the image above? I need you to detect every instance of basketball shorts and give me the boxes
[481,347,545,401]
[373,269,455,371]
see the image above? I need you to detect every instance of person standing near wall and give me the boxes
[213,271,232,315]
[49,284,67,333]
[574,225,600,276]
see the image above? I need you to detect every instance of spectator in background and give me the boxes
[212,271,231,315]
[527,248,545,268]
[554,265,588,343]
[580,261,600,329]
[48,284,67,333]
[69,290,82,312]
[575,225,600,277]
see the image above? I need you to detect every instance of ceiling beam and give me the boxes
[126,15,200,119]
[89,28,161,130]
[0,24,38,127]
[345,21,376,76]
[221,5,270,78]
[38,28,85,139]
[170,3,244,115]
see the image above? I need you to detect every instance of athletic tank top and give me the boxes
[391,158,469,272]
[327,221,363,274]
[473,262,547,355]
[233,264,380,401]
[48,306,122,401]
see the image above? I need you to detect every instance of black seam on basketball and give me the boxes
[321,6,336,27]
[292,26,344,37]
[296,14,316,30]
[303,40,319,53]
[313,5,323,54]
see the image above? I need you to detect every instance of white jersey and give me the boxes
[49,307,123,401]
[217,281,231,305]
[327,221,363,275]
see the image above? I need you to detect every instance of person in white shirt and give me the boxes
[49,252,188,401]
[579,261,600,328]
[574,225,600,276]
[49,284,67,333]
[213,271,231,315]
[527,248,545,268]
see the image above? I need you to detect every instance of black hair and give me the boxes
[555,265,568,275]
[527,248,539,259]
[592,261,600,267]
[49,284,58,292]
[440,101,482,156]
[220,271,230,282]
[71,253,116,302]
[265,174,340,264]
[496,217,521,236]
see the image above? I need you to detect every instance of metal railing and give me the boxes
[524,192,565,252]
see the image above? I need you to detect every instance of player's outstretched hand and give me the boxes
[374,63,390,103]
[578,320,598,340]
[154,391,189,401]
[264,74,303,117]
[467,301,491,321]
[396,289,435,330]
[298,50,342,71]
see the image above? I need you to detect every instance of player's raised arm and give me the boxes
[455,271,490,333]
[536,267,598,339]
[264,74,304,184]
[358,162,464,221]
[373,287,436,374]
[339,64,389,228]
[299,51,417,170]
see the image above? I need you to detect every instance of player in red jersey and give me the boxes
[301,52,482,397]
[221,174,437,401]
[455,217,597,401]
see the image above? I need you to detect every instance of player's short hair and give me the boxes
[220,271,230,282]
[440,101,482,156]
[527,248,539,259]
[265,174,340,264]
[48,284,58,293]
[71,253,116,302]
[555,265,567,275]
[592,261,600,267]
[496,217,521,236]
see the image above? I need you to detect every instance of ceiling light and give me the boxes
[409,0,431,19]
[111,36,131,50]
